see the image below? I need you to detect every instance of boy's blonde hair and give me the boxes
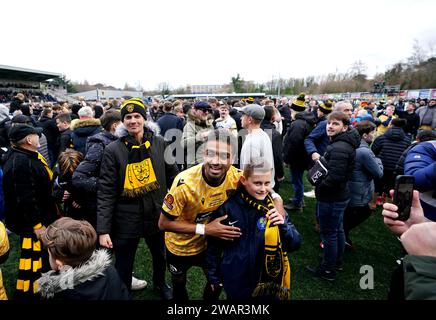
[42,217,97,267]
[243,158,272,178]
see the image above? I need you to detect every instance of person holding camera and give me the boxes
[383,190,436,299]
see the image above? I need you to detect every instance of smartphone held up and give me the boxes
[393,175,415,221]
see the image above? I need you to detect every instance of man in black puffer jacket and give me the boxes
[371,118,411,195]
[307,111,360,282]
[97,98,179,299]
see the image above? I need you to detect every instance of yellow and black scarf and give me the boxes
[37,152,53,181]
[240,189,291,300]
[122,136,159,197]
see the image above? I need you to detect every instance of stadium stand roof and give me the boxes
[0,64,62,82]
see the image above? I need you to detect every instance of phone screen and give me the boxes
[394,177,414,221]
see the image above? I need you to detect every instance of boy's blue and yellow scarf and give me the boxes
[240,189,291,300]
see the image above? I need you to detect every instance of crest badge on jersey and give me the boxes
[164,194,174,210]
[257,217,267,231]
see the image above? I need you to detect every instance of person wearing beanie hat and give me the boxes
[120,98,148,121]
[97,94,178,299]
[313,100,333,126]
[283,98,317,212]
[318,100,333,115]
[243,97,255,104]
[290,93,307,112]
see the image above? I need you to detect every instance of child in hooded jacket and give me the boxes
[37,217,129,300]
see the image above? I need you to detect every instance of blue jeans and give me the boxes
[290,168,304,206]
[317,200,349,271]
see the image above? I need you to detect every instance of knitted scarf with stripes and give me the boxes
[121,135,159,197]
[240,188,291,300]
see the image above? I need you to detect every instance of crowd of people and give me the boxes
[0,91,435,301]
[0,89,57,104]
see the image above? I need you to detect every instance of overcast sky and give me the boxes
[1,0,435,90]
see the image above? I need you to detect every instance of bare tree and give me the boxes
[428,41,436,58]
[123,82,136,91]
[157,82,171,97]
[408,39,427,66]
[350,60,368,77]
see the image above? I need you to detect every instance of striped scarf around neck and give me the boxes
[121,136,159,197]
[240,188,291,300]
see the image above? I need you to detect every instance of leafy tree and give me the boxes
[52,75,77,93]
[231,74,244,93]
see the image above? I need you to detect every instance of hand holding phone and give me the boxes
[382,189,426,236]
[393,175,415,221]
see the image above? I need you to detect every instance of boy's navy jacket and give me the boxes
[206,190,301,300]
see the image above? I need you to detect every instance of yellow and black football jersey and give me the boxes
[162,164,241,256]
